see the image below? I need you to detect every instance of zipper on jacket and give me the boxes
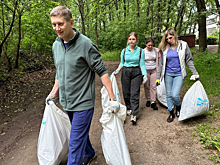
[63,43,67,109]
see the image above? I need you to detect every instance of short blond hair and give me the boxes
[50,6,72,21]
[158,28,179,51]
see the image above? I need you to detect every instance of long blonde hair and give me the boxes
[158,28,179,51]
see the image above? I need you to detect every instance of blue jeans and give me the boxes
[164,73,184,111]
[66,108,95,165]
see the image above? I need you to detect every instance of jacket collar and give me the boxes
[126,45,138,51]
[56,28,80,45]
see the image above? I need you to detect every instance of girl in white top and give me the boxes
[144,38,159,110]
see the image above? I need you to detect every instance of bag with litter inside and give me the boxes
[178,81,209,121]
[37,101,71,165]
[100,74,132,165]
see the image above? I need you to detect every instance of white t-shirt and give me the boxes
[144,47,156,70]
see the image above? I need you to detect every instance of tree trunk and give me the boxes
[86,4,90,38]
[196,0,207,52]
[114,0,120,20]
[123,0,126,20]
[193,23,197,34]
[157,0,161,34]
[0,0,18,58]
[15,12,21,69]
[136,0,140,18]
[95,10,98,48]
[136,0,140,32]
[174,1,185,32]
[0,1,18,71]
[146,0,149,17]
[178,1,185,36]
[2,46,12,72]
[114,0,118,10]
[127,0,129,16]
[103,20,106,32]
[150,0,154,36]
[218,15,220,53]
[78,0,85,35]
[214,0,220,53]
[187,8,192,34]
[109,6,112,21]
[165,0,172,30]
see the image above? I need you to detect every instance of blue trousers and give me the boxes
[164,73,184,111]
[66,108,95,165]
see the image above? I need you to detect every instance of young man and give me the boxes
[47,6,119,165]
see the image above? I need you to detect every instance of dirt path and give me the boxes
[0,61,213,165]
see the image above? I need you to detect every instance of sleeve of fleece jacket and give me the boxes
[185,44,198,75]
[52,42,59,80]
[87,43,108,77]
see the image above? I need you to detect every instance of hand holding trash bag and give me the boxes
[46,94,56,105]
[142,75,148,84]
[156,79,160,86]
[110,97,120,113]
[190,75,200,81]
[113,69,119,75]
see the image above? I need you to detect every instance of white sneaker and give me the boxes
[127,110,132,116]
[130,115,136,124]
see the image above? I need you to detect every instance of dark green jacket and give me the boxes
[52,28,108,111]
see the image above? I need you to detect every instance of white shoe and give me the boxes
[130,115,136,124]
[127,110,132,116]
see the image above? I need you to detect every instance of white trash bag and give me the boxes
[178,81,209,121]
[38,101,71,165]
[156,78,167,107]
[100,74,132,165]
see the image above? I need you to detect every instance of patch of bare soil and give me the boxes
[0,61,217,165]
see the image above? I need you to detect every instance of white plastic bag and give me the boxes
[178,81,209,121]
[99,74,132,165]
[38,102,71,165]
[156,78,167,107]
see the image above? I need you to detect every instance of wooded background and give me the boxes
[0,0,219,73]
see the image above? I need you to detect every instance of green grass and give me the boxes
[190,47,199,54]
[185,51,220,164]
[100,49,121,61]
[184,51,220,98]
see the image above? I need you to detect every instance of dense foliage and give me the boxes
[0,0,219,77]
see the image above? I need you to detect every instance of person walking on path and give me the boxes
[143,37,159,110]
[46,6,120,165]
[114,32,148,124]
[156,28,199,123]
